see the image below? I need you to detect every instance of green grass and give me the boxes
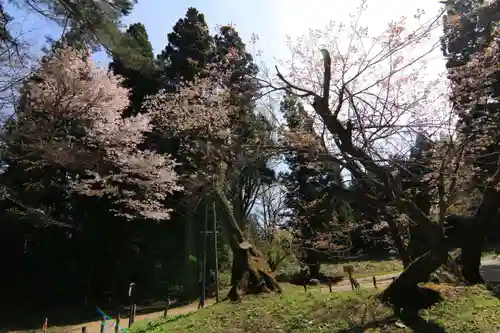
[273,258,404,284]
[321,259,403,278]
[131,284,500,333]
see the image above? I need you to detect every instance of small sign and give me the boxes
[343,265,354,273]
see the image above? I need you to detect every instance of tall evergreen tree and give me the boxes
[157,7,213,90]
[109,23,159,116]
[214,24,258,109]
[212,24,272,228]
[21,0,136,51]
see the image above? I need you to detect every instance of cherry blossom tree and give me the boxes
[145,60,283,301]
[6,46,181,221]
[260,0,454,300]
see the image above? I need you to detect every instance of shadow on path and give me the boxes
[480,260,500,299]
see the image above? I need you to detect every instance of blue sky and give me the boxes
[5,0,286,68]
[2,0,449,188]
[5,0,445,72]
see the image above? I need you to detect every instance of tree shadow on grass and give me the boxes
[337,287,446,333]
[132,313,191,333]
[486,281,500,299]
[336,316,446,333]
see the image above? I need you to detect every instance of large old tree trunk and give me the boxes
[275,49,450,301]
[381,240,449,304]
[462,188,500,283]
[380,203,450,302]
[215,187,282,301]
[446,188,500,284]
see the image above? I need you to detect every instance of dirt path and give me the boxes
[45,298,218,333]
[43,273,400,333]
[15,258,500,333]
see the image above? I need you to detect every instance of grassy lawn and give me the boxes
[321,259,404,279]
[131,284,500,333]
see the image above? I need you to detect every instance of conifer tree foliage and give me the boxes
[214,24,259,108]
[109,23,159,116]
[441,0,500,283]
[212,24,275,229]
[17,0,136,50]
[157,7,213,90]
[5,46,180,221]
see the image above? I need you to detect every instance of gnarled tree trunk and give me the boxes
[381,208,449,303]
[215,186,282,301]
[381,240,448,304]
[459,187,500,284]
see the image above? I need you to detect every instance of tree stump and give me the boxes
[227,242,282,301]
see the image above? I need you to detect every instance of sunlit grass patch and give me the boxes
[132,283,500,333]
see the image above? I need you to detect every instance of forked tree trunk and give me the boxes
[460,243,484,283]
[305,249,321,278]
[215,186,282,301]
[459,219,486,284]
[381,243,448,304]
[408,225,431,262]
[381,222,449,304]
[458,188,500,284]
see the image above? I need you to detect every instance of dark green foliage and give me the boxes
[0,4,14,44]
[157,7,213,90]
[214,24,259,108]
[19,0,136,52]
[109,23,159,116]
[442,0,500,202]
[440,0,500,284]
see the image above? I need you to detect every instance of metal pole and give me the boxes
[115,313,120,333]
[128,282,136,328]
[213,201,220,302]
[100,316,105,333]
[199,203,208,308]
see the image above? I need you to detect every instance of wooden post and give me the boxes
[328,279,332,292]
[100,316,105,333]
[163,297,169,318]
[373,276,377,288]
[213,201,220,303]
[115,313,120,333]
[82,326,87,333]
[343,265,355,290]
